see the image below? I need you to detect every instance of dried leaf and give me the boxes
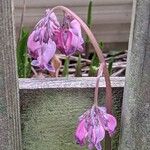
[50,55,62,77]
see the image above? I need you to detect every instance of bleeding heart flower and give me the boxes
[27,30,41,59]
[27,9,84,72]
[27,10,59,72]
[75,119,88,146]
[31,39,56,72]
[75,105,117,150]
[54,19,84,56]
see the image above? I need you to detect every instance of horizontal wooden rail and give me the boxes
[20,77,124,150]
[14,0,133,44]
[19,77,125,89]
[14,0,132,8]
[14,5,132,26]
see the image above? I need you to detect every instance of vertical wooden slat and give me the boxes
[0,0,21,149]
[119,0,150,149]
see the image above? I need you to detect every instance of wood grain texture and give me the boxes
[20,88,123,150]
[0,0,22,149]
[14,0,132,44]
[19,77,125,89]
[14,0,132,8]
[119,0,150,149]
[14,5,132,26]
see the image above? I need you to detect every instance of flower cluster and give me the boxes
[27,9,84,72]
[75,105,117,150]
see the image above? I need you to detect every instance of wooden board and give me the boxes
[14,0,132,8]
[14,0,133,44]
[20,87,123,150]
[0,0,21,149]
[19,77,125,89]
[119,0,150,149]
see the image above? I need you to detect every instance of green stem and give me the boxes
[85,0,93,58]
[62,57,69,77]
[75,54,82,77]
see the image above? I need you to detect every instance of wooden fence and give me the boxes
[0,0,149,150]
[14,0,133,50]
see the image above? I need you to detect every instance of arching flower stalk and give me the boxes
[75,64,117,150]
[27,6,116,150]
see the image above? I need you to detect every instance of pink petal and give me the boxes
[64,31,72,51]
[42,40,56,64]
[88,143,94,150]
[59,30,72,51]
[31,60,40,66]
[92,125,105,144]
[27,31,41,53]
[70,31,83,51]
[75,119,88,145]
[31,40,56,71]
[99,107,107,113]
[70,19,84,45]
[50,12,60,27]
[44,64,55,72]
[106,114,117,134]
[95,143,102,150]
[70,19,82,38]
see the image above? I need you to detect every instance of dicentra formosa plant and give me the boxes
[27,6,117,150]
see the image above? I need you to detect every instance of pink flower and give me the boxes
[75,119,88,146]
[27,10,84,71]
[54,19,84,56]
[27,30,41,59]
[31,39,56,72]
[75,106,117,150]
[98,107,117,136]
[27,10,59,71]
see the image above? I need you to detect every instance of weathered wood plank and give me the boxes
[119,0,150,149]
[14,5,132,26]
[14,0,132,8]
[20,88,123,150]
[0,0,21,149]
[19,77,125,89]
[14,0,132,44]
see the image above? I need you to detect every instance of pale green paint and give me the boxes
[20,88,123,150]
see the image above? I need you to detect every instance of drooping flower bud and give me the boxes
[54,17,84,56]
[75,105,117,150]
[27,10,59,71]
[31,39,56,72]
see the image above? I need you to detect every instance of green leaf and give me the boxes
[89,53,99,76]
[62,57,69,77]
[75,54,82,77]
[89,41,104,76]
[87,0,93,29]
[85,0,93,57]
[17,28,31,78]
[108,57,114,75]
[99,41,104,49]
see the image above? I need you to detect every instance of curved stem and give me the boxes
[50,6,112,113]
[94,63,105,106]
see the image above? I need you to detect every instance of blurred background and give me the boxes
[14,0,133,52]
